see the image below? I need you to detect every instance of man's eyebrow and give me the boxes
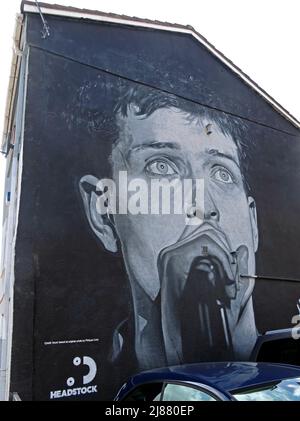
[130,142,181,154]
[206,148,240,167]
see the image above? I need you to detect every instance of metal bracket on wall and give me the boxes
[34,0,50,38]
[240,274,300,284]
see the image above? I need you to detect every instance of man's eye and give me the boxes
[212,167,234,184]
[146,160,177,176]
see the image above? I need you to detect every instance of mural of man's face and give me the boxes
[80,105,259,363]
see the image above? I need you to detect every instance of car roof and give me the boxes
[128,362,300,393]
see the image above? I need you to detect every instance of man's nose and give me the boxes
[204,190,220,222]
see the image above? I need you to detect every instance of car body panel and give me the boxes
[115,362,300,401]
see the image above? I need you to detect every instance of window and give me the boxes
[232,377,300,401]
[123,383,163,401]
[162,383,217,401]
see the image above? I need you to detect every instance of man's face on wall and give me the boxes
[110,106,258,301]
[81,104,259,362]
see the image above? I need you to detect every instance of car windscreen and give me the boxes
[231,377,300,401]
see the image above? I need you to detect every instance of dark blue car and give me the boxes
[115,362,300,401]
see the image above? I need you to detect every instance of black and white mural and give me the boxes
[10,13,300,400]
[77,79,258,368]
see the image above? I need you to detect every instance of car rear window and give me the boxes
[232,377,300,401]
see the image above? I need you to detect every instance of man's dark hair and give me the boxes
[68,73,252,193]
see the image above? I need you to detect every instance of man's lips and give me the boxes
[179,221,232,250]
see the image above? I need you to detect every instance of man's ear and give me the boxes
[79,175,118,253]
[248,196,259,252]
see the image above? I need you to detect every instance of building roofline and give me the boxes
[7,1,300,135]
